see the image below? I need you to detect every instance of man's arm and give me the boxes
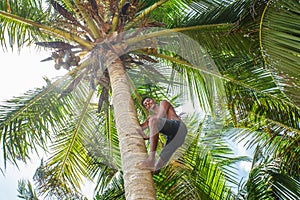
[140,118,149,130]
[137,118,150,140]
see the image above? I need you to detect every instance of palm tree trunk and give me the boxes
[107,57,157,200]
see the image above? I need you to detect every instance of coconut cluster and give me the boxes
[52,50,81,70]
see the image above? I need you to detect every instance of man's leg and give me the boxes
[136,116,161,170]
[155,157,166,172]
[155,121,187,172]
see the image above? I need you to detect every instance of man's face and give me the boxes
[142,98,155,110]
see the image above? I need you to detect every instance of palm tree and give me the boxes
[0,0,299,199]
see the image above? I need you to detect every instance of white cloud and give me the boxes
[239,161,252,172]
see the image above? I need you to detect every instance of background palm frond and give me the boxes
[262,0,300,105]
[237,150,300,200]
[0,0,55,49]
[31,83,96,197]
[0,78,72,167]
[17,179,39,200]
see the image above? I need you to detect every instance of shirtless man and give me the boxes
[136,97,187,172]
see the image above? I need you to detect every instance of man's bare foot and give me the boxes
[136,159,155,171]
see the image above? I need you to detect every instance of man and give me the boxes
[136,97,187,173]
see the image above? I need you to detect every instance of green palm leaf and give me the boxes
[33,84,96,197]
[0,0,53,49]
[17,179,39,200]
[0,63,88,165]
[239,151,300,200]
[261,0,300,105]
[0,83,69,166]
[166,136,234,200]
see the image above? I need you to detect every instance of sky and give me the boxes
[0,47,94,199]
[0,46,252,199]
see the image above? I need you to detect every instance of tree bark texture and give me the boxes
[107,58,157,200]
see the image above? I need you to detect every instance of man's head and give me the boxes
[141,97,156,110]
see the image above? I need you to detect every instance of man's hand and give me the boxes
[136,127,149,140]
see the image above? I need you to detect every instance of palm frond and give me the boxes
[200,114,254,185]
[124,27,230,113]
[0,62,91,166]
[35,41,75,49]
[0,0,93,50]
[180,26,288,98]
[174,0,300,108]
[238,154,300,200]
[158,0,250,28]
[85,108,123,196]
[33,159,88,199]
[152,52,214,113]
[0,84,70,167]
[17,179,39,200]
[33,87,96,197]
[271,171,300,200]
[244,164,275,200]
[154,136,235,200]
[95,171,125,200]
[125,0,170,29]
[145,113,241,199]
[48,0,77,23]
[176,6,300,182]
[0,0,53,49]
[261,0,300,105]
[226,77,300,171]
[145,0,190,27]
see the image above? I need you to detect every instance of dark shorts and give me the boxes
[158,118,187,162]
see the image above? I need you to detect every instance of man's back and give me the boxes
[159,100,181,121]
